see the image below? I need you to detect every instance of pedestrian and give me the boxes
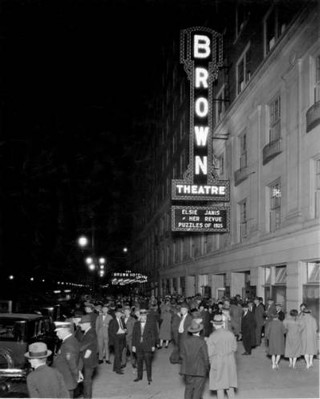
[300,308,318,369]
[229,299,242,341]
[275,303,285,321]
[53,321,81,398]
[96,304,113,365]
[265,312,286,369]
[177,302,193,361]
[84,302,98,328]
[108,305,127,374]
[180,319,209,399]
[72,310,84,342]
[159,302,172,348]
[207,315,237,399]
[283,309,302,368]
[253,297,265,346]
[25,342,69,398]
[132,303,156,384]
[78,314,98,398]
[240,303,256,355]
[122,304,137,368]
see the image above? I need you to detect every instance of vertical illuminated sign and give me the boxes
[172,27,229,201]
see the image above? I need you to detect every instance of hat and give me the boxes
[211,315,224,325]
[54,321,72,331]
[138,302,149,311]
[191,311,202,319]
[188,319,203,333]
[242,303,249,308]
[79,314,92,324]
[303,308,311,314]
[84,302,94,309]
[115,305,124,314]
[275,303,282,307]
[73,310,84,318]
[180,302,189,310]
[24,342,52,359]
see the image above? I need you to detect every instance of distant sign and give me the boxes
[172,205,230,232]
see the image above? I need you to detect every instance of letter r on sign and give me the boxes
[193,35,211,59]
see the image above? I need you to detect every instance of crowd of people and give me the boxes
[24,293,319,399]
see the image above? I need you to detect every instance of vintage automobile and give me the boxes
[0,313,58,397]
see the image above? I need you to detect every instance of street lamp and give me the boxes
[78,236,89,247]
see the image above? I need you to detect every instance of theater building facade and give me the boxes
[131,0,320,325]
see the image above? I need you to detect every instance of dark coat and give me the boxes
[53,334,80,390]
[132,318,157,352]
[79,327,98,369]
[241,310,256,346]
[254,304,265,327]
[26,364,69,398]
[108,316,127,347]
[180,335,209,377]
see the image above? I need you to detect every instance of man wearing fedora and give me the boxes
[79,314,98,399]
[180,319,210,399]
[53,321,81,398]
[177,302,193,362]
[95,304,113,365]
[108,305,127,374]
[25,342,69,398]
[132,303,156,384]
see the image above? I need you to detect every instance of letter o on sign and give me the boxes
[195,97,208,118]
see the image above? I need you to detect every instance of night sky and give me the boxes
[1,0,217,283]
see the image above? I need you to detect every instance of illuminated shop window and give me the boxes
[236,43,251,94]
[269,180,281,232]
[275,265,286,284]
[269,94,281,142]
[307,262,320,283]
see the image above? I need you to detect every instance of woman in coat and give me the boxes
[159,303,172,348]
[299,308,318,369]
[283,309,302,368]
[207,315,237,399]
[265,312,286,369]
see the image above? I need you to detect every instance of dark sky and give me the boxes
[0,0,217,281]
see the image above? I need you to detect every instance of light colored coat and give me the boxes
[207,328,237,391]
[300,313,318,355]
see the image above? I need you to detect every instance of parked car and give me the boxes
[0,313,58,397]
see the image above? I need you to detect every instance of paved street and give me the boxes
[92,340,319,399]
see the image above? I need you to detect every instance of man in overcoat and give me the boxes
[108,305,127,374]
[253,297,265,346]
[176,302,193,361]
[79,314,98,399]
[25,342,69,398]
[132,304,156,384]
[96,304,113,364]
[240,303,256,355]
[53,321,81,398]
[180,320,209,399]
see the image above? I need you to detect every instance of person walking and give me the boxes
[180,320,209,399]
[53,321,81,398]
[253,297,265,346]
[207,315,237,399]
[283,309,302,368]
[159,302,172,348]
[229,299,242,341]
[25,342,69,398]
[132,304,156,384]
[78,314,98,398]
[240,303,256,355]
[108,305,127,374]
[177,302,193,362]
[265,312,286,369]
[122,304,137,368]
[96,304,113,365]
[300,308,318,369]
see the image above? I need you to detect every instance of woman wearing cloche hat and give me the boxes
[24,342,69,398]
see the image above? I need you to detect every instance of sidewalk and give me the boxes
[92,339,319,399]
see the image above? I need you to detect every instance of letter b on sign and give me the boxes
[193,35,211,59]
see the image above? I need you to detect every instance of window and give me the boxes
[307,262,320,283]
[239,199,247,241]
[237,44,251,94]
[264,6,287,56]
[269,95,281,142]
[239,130,247,169]
[236,2,250,38]
[215,86,226,124]
[314,55,320,104]
[269,180,281,232]
[215,153,225,178]
[314,159,320,218]
[275,265,286,284]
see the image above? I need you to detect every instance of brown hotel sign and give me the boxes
[171,27,230,233]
